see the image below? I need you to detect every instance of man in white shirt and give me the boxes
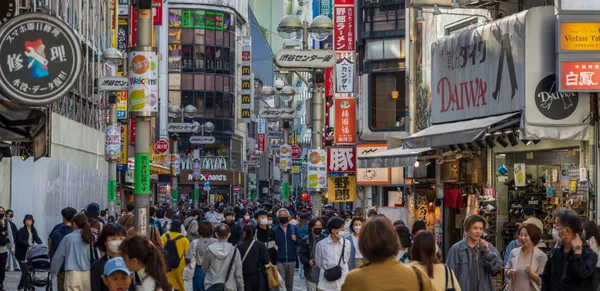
[314,217,351,291]
[205,205,220,229]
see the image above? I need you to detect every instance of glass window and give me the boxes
[194,29,205,45]
[215,48,224,72]
[168,74,181,90]
[215,92,224,117]
[370,71,407,130]
[194,74,204,91]
[182,74,194,90]
[216,75,223,92]
[195,92,205,116]
[169,10,182,27]
[223,93,232,117]
[182,28,195,44]
[168,45,181,72]
[230,48,235,75]
[169,91,181,107]
[206,29,215,45]
[224,76,230,93]
[182,10,193,28]
[182,91,194,107]
[182,45,194,72]
[205,75,214,91]
[169,28,181,44]
[224,31,230,47]
[205,92,214,117]
[229,77,234,93]
[216,30,224,46]
[206,46,215,73]
[194,45,205,72]
[230,33,235,49]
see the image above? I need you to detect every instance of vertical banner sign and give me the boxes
[333,3,355,52]
[334,98,357,144]
[118,0,128,15]
[258,118,266,133]
[327,176,357,202]
[153,0,162,25]
[118,124,128,168]
[130,6,138,47]
[325,67,335,97]
[135,153,151,194]
[335,58,354,93]
[282,182,290,200]
[308,149,327,189]
[257,133,266,152]
[117,91,128,119]
[105,124,121,160]
[241,36,252,123]
[327,146,356,173]
[108,180,117,202]
[320,0,333,19]
[129,51,159,113]
[117,19,128,55]
[111,0,118,48]
[280,144,292,171]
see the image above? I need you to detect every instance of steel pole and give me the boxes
[108,94,118,219]
[311,81,324,218]
[283,125,290,204]
[132,0,154,236]
[172,138,179,211]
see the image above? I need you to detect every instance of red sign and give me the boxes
[129,118,136,143]
[327,146,356,173]
[155,139,169,154]
[130,6,137,47]
[333,6,355,52]
[334,0,354,4]
[153,0,162,25]
[334,98,356,144]
[325,67,334,97]
[242,51,251,62]
[257,133,265,152]
[234,186,240,193]
[560,61,600,90]
[291,145,301,158]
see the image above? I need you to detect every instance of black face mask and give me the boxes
[0,214,5,219]
[278,217,289,224]
[312,228,323,235]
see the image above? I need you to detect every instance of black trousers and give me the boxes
[0,252,7,289]
[18,261,29,289]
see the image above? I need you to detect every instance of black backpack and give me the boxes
[163,234,184,271]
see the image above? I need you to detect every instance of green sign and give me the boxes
[193,189,199,201]
[292,159,303,167]
[181,10,225,30]
[134,153,151,195]
[282,182,290,201]
[108,180,117,202]
[172,189,179,205]
[319,0,332,19]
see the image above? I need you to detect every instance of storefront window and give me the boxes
[370,71,407,131]
[182,28,194,43]
[194,74,204,91]
[205,92,214,117]
[216,92,224,117]
[195,29,205,44]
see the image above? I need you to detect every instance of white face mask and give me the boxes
[259,218,268,225]
[244,215,251,220]
[552,228,561,242]
[336,230,346,238]
[267,220,273,225]
[353,226,361,234]
[107,240,122,254]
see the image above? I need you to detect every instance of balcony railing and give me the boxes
[361,0,406,37]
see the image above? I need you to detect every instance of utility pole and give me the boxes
[311,71,324,218]
[172,137,179,211]
[132,0,156,236]
[107,93,118,218]
[282,121,290,205]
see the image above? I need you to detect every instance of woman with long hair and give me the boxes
[121,235,171,291]
[341,216,435,291]
[160,220,190,291]
[16,214,42,290]
[346,217,365,269]
[186,220,217,291]
[50,213,98,291]
[582,221,600,279]
[505,224,548,291]
[395,225,412,264]
[91,223,133,291]
[410,231,461,291]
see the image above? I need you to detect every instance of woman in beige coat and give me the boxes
[505,224,548,291]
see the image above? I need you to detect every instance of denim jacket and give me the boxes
[446,238,502,291]
[273,224,299,263]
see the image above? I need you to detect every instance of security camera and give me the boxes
[274,79,285,91]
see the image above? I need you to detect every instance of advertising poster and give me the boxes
[129,51,159,113]
[327,175,357,202]
[308,149,327,189]
[280,144,292,171]
[105,124,121,160]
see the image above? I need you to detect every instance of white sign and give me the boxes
[260,108,297,119]
[335,58,354,93]
[267,132,284,139]
[167,122,200,133]
[258,118,266,133]
[189,136,216,144]
[105,124,120,160]
[307,149,327,190]
[327,147,355,172]
[99,76,129,91]
[559,0,600,11]
[269,144,281,151]
[357,144,390,185]
[129,51,159,113]
[280,144,292,171]
[274,49,336,68]
[580,168,588,182]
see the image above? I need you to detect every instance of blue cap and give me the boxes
[102,257,133,277]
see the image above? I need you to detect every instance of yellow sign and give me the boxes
[241,109,251,118]
[560,22,600,51]
[118,124,128,165]
[327,176,357,202]
[242,94,251,103]
[291,167,299,174]
[241,80,251,89]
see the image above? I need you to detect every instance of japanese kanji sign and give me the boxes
[118,124,128,168]
[135,153,151,195]
[334,98,356,144]
[327,175,357,202]
[167,122,201,133]
[327,146,356,173]
[325,67,335,97]
[274,49,336,68]
[335,58,354,93]
[333,6,355,52]
[0,13,83,105]
[559,61,600,91]
[117,19,128,55]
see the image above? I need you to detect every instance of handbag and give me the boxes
[206,248,238,291]
[444,265,456,291]
[183,241,197,281]
[323,238,346,281]
[410,266,423,291]
[265,263,281,288]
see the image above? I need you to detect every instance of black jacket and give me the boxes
[225,220,242,246]
[91,255,136,291]
[256,226,277,265]
[237,239,270,291]
[299,233,327,283]
[542,243,598,291]
[15,227,42,261]
[6,220,18,240]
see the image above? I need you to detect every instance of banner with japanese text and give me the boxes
[327,146,356,173]
[334,98,356,144]
[327,175,357,202]
[333,2,355,52]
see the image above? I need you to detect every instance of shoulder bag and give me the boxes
[410,265,423,291]
[444,264,456,291]
[206,248,238,291]
[324,238,346,281]
[242,240,256,263]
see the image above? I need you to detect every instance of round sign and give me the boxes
[155,139,169,154]
[534,74,579,120]
[0,13,82,105]
[0,1,16,27]
[291,145,301,158]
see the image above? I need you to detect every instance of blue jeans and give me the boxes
[193,264,206,291]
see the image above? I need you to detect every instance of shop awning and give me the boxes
[358,147,432,168]
[151,163,170,175]
[402,113,520,149]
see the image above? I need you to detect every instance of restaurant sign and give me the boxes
[559,22,600,51]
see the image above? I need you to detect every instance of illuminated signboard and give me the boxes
[181,10,225,30]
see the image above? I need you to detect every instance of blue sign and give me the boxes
[117,110,127,119]
[204,180,211,187]
[117,164,127,171]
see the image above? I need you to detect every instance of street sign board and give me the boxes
[0,13,83,105]
[204,180,210,187]
[292,145,301,158]
[167,122,200,133]
[244,160,260,167]
[189,136,216,144]
[155,139,169,154]
[267,132,284,139]
[99,76,129,91]
[269,144,281,151]
[275,49,336,68]
[260,108,297,119]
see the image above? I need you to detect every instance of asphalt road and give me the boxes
[4,270,307,290]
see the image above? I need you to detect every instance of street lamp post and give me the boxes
[192,121,215,209]
[276,15,333,217]
[168,105,198,211]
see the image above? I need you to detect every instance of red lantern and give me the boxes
[301,193,309,201]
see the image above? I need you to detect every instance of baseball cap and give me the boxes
[102,257,133,277]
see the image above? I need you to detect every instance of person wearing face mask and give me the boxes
[314,216,351,291]
[254,210,278,266]
[239,209,257,241]
[16,214,42,291]
[542,209,598,291]
[273,208,300,291]
[505,224,547,291]
[299,218,327,291]
[582,221,600,282]
[5,209,19,273]
[91,223,133,291]
[345,217,364,269]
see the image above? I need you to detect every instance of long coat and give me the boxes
[161,231,190,291]
[237,238,270,291]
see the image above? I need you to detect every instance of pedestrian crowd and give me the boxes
[0,201,595,291]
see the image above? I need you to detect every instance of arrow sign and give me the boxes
[167,122,200,133]
[190,136,216,144]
